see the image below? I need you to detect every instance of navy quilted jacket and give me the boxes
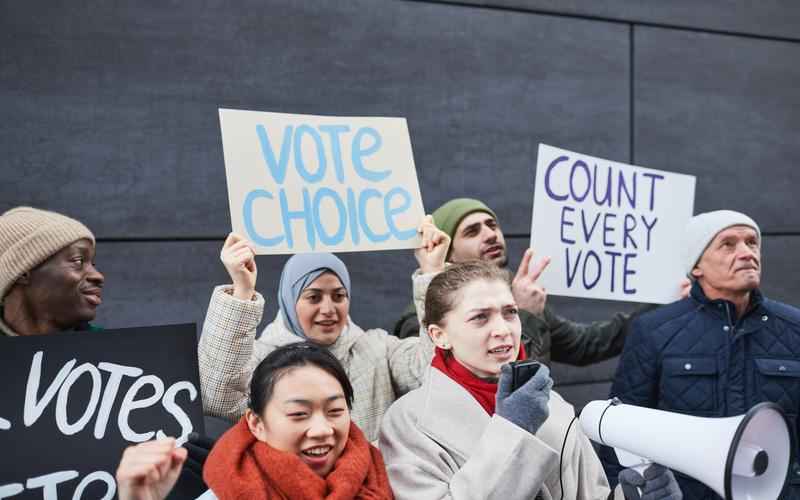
[600,281,800,500]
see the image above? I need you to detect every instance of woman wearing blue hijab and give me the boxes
[198,216,449,441]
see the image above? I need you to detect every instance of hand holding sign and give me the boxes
[415,215,450,274]
[116,438,187,500]
[512,249,551,316]
[221,233,258,300]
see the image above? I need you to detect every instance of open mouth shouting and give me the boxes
[482,244,504,259]
[488,344,515,361]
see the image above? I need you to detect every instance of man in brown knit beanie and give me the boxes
[0,206,104,336]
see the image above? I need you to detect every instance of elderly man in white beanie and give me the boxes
[0,206,104,336]
[599,210,800,499]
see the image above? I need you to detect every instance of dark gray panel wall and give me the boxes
[634,27,800,232]
[3,1,800,415]
[425,0,800,40]
[0,0,628,237]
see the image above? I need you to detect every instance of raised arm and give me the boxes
[385,216,448,394]
[197,233,265,421]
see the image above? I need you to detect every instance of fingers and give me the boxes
[496,363,515,398]
[116,439,178,483]
[514,248,533,282]
[528,255,551,282]
[618,468,645,500]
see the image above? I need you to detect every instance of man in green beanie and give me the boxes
[0,206,104,336]
[393,198,631,366]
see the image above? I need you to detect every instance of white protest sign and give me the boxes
[531,144,695,304]
[219,109,425,254]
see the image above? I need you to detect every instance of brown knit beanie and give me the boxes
[0,207,95,300]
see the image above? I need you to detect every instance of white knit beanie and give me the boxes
[684,210,761,277]
[0,207,95,300]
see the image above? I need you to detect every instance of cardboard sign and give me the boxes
[0,324,204,499]
[219,109,426,254]
[531,144,696,304]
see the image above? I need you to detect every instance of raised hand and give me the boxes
[511,248,551,316]
[496,363,552,435]
[414,215,451,274]
[116,439,188,500]
[220,233,257,300]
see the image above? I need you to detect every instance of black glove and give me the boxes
[619,464,682,500]
[496,363,552,435]
[166,433,216,500]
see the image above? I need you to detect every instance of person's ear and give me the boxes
[245,409,267,441]
[690,266,703,279]
[427,324,451,350]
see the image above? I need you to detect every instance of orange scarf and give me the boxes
[204,418,393,500]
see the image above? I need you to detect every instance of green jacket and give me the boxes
[392,303,631,366]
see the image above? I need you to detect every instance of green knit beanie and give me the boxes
[0,207,95,300]
[431,198,498,240]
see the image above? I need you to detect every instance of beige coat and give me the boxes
[198,282,435,442]
[379,366,619,500]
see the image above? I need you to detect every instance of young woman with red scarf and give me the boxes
[378,261,682,500]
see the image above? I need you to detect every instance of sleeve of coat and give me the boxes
[197,285,265,421]
[392,302,421,339]
[380,409,558,500]
[544,305,631,366]
[599,312,660,486]
[382,271,437,395]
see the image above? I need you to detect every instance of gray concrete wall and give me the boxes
[2,1,798,427]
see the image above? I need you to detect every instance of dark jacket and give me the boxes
[602,281,800,499]
[393,302,629,366]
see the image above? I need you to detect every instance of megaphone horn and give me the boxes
[580,399,794,500]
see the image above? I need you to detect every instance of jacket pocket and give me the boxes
[659,357,718,414]
[753,358,800,406]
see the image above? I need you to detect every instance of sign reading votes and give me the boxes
[531,144,696,304]
[219,109,426,254]
[0,324,203,500]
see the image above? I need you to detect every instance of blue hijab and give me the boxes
[277,253,351,339]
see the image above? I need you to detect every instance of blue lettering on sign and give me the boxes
[256,124,293,185]
[293,125,327,183]
[352,127,390,182]
[243,190,284,246]
[243,123,419,249]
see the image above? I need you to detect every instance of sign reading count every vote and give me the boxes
[219,109,426,254]
[531,144,696,304]
[0,324,204,500]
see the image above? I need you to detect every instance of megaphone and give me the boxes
[580,399,793,500]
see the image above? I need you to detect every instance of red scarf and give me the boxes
[204,417,393,500]
[431,345,526,415]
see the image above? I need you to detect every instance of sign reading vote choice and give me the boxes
[0,324,203,500]
[531,144,696,304]
[219,108,426,254]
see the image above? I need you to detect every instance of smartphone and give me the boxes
[510,359,541,392]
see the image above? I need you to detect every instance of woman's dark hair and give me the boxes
[248,341,355,414]
[423,260,511,328]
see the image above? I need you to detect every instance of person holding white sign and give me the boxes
[198,217,445,441]
[392,198,636,366]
